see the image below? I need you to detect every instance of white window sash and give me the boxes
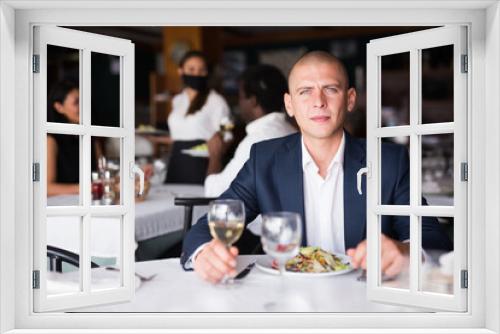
[32,26,135,312]
[366,25,468,312]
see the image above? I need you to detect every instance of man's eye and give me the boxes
[299,90,310,95]
[325,87,338,93]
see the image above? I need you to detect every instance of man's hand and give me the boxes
[193,239,239,284]
[346,234,410,278]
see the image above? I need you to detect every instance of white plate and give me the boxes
[256,254,354,277]
[135,129,169,136]
[181,148,209,158]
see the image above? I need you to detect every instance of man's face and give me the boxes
[284,61,356,141]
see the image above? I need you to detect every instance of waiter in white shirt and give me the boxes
[204,64,297,197]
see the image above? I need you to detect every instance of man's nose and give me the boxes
[312,90,326,108]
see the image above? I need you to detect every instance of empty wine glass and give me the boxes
[261,212,302,275]
[207,199,245,284]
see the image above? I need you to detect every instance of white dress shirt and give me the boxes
[186,131,346,269]
[168,90,230,141]
[204,112,297,197]
[302,133,346,254]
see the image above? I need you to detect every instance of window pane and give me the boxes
[420,216,454,295]
[380,136,410,205]
[46,134,80,206]
[421,134,454,206]
[91,216,122,291]
[47,45,80,125]
[381,52,410,127]
[421,45,454,124]
[91,52,121,127]
[379,215,410,290]
[91,137,121,206]
[46,216,81,295]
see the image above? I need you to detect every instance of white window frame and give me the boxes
[366,26,468,312]
[32,26,136,312]
[0,1,499,333]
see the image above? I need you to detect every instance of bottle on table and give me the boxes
[91,171,103,205]
[101,170,116,205]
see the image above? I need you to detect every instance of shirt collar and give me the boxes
[301,131,346,174]
[245,112,285,134]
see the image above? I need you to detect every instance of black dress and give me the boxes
[164,139,208,185]
[50,135,99,183]
[50,134,80,183]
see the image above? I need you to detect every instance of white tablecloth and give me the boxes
[47,184,206,257]
[73,255,433,313]
[133,184,207,241]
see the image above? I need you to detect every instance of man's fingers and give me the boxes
[360,255,367,269]
[229,246,239,257]
[212,243,237,267]
[380,236,410,277]
[205,247,235,275]
[194,253,224,283]
[384,255,406,277]
[205,264,226,283]
[193,239,240,283]
[196,252,230,283]
[194,256,208,280]
[380,248,395,273]
[349,241,367,268]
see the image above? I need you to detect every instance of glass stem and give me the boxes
[221,243,233,284]
[278,259,286,276]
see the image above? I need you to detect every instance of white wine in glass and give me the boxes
[208,219,244,246]
[207,199,245,284]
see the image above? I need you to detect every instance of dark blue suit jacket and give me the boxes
[180,132,452,267]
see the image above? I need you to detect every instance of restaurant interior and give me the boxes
[44,26,456,312]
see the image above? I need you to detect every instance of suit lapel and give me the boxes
[273,132,366,249]
[343,132,367,250]
[274,134,307,246]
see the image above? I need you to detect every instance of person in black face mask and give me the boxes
[148,50,231,184]
[181,72,208,92]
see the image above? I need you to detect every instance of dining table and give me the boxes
[68,255,435,313]
[46,184,207,258]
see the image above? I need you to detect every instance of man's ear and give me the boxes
[346,88,357,113]
[53,101,64,114]
[177,68,183,77]
[284,93,294,117]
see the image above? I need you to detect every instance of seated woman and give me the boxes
[47,81,102,196]
[149,50,231,184]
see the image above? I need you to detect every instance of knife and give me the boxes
[235,261,256,280]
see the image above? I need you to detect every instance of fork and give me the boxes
[104,267,157,282]
[134,272,157,282]
[356,269,396,282]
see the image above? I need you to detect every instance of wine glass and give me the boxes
[261,212,302,275]
[207,199,245,284]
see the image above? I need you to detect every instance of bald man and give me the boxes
[181,51,452,284]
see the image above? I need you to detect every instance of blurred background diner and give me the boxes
[45,27,454,281]
[46,80,100,196]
